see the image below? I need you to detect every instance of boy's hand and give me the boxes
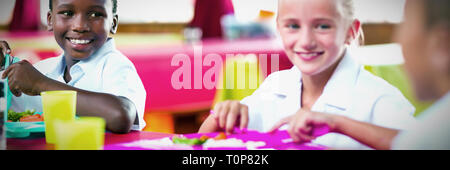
[211,100,249,134]
[269,109,335,143]
[1,60,49,96]
[0,40,12,69]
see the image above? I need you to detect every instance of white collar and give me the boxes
[273,50,361,111]
[320,50,360,110]
[47,38,116,78]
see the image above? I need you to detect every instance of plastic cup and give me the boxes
[41,90,77,144]
[54,117,105,150]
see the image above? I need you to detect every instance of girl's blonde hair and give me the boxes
[341,0,365,46]
[338,0,364,46]
[339,0,354,20]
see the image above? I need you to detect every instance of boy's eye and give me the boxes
[59,11,74,17]
[89,12,105,18]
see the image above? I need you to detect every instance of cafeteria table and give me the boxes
[6,131,173,150]
[6,130,329,150]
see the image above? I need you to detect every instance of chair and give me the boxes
[364,64,433,117]
[212,54,264,106]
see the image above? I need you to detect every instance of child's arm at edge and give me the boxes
[333,115,400,150]
[270,111,400,150]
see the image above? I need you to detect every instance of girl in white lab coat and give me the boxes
[269,0,450,150]
[199,0,417,149]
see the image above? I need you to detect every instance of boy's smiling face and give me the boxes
[277,0,353,76]
[47,0,117,60]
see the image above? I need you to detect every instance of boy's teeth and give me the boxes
[70,39,91,45]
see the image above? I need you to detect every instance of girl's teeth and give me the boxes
[300,53,320,58]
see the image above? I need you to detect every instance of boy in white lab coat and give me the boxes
[0,0,146,133]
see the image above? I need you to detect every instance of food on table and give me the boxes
[172,135,210,145]
[118,132,269,150]
[199,135,209,141]
[19,114,43,122]
[7,109,43,122]
[172,133,228,145]
[203,138,266,149]
[214,132,227,140]
[172,136,204,145]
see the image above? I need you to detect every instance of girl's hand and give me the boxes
[211,100,249,134]
[0,40,12,69]
[269,109,336,143]
[1,60,50,96]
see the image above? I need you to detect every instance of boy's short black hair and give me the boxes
[49,0,117,14]
[424,0,449,29]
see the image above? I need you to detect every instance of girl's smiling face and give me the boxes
[48,0,117,60]
[277,0,354,76]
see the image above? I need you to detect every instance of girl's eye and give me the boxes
[316,24,331,30]
[286,23,300,29]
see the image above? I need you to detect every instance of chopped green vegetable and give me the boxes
[172,136,208,145]
[7,109,36,122]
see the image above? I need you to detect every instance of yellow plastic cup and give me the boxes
[54,117,106,150]
[41,90,77,144]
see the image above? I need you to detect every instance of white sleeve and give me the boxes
[240,72,279,132]
[240,86,264,132]
[9,57,60,113]
[392,114,450,150]
[102,56,147,130]
[371,94,417,130]
[392,97,450,150]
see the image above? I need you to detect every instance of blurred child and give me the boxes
[269,0,449,150]
[0,0,146,133]
[199,0,417,149]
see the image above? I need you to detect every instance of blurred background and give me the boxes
[0,0,431,134]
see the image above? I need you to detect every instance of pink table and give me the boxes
[6,131,173,150]
[7,130,327,150]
